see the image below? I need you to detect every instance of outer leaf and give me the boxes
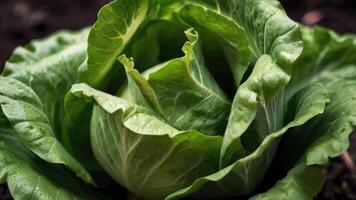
[3,29,89,77]
[118,29,231,135]
[0,128,105,200]
[250,163,324,200]
[282,27,356,169]
[67,83,223,200]
[166,83,328,200]
[179,3,251,86]
[304,82,356,165]
[79,0,151,88]
[220,55,289,166]
[3,30,92,157]
[219,0,303,166]
[0,77,94,185]
[286,26,356,101]
[247,27,356,200]
[230,0,303,69]
[0,29,94,184]
[251,80,356,200]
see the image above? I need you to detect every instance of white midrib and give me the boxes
[138,144,177,190]
[121,128,130,190]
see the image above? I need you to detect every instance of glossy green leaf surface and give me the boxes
[80,0,151,88]
[166,83,328,200]
[179,3,251,86]
[219,0,303,168]
[0,29,94,184]
[0,128,104,200]
[118,29,231,135]
[1,0,355,199]
[229,0,303,68]
[286,26,356,100]
[250,27,356,200]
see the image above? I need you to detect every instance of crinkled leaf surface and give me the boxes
[179,3,251,86]
[0,127,106,200]
[166,83,328,200]
[118,29,231,135]
[0,29,94,184]
[220,0,303,167]
[220,55,290,166]
[250,162,324,200]
[80,0,152,88]
[250,27,356,200]
[229,0,303,68]
[1,0,354,199]
[252,80,356,200]
[286,26,356,101]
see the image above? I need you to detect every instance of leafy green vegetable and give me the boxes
[79,0,152,88]
[252,28,356,199]
[0,128,104,200]
[166,83,329,200]
[0,29,95,183]
[118,28,231,135]
[179,3,251,86]
[0,29,112,199]
[67,83,222,200]
[1,0,356,200]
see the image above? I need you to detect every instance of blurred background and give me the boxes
[0,0,355,199]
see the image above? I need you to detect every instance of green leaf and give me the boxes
[66,83,222,200]
[0,77,94,185]
[286,26,356,101]
[117,55,163,114]
[230,0,303,69]
[219,0,303,166]
[118,29,231,135]
[166,83,328,200]
[251,80,356,200]
[3,29,89,77]
[220,55,289,166]
[250,27,356,200]
[305,83,356,165]
[282,27,356,170]
[0,29,94,184]
[179,3,251,86]
[250,163,324,200]
[282,81,356,167]
[0,128,106,200]
[79,0,152,88]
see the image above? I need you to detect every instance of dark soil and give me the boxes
[319,133,356,200]
[0,0,355,199]
[0,0,111,67]
[0,186,11,200]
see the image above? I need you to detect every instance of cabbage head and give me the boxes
[1,0,356,200]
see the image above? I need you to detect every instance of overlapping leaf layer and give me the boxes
[1,1,355,200]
